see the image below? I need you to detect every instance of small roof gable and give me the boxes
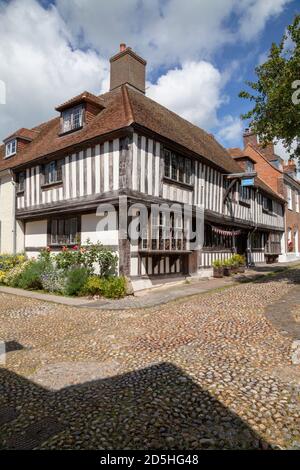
[55,91,105,112]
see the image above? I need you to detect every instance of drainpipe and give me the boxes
[9,169,17,254]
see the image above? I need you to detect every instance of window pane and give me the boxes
[185,159,191,184]
[57,160,63,181]
[62,106,83,133]
[171,154,177,180]
[164,150,170,178]
[70,218,78,244]
[178,157,184,182]
[51,220,58,244]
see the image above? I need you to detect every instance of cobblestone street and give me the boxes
[1,268,300,450]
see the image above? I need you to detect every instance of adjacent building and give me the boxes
[229,130,300,262]
[0,45,286,286]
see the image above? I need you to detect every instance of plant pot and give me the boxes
[213,267,223,278]
[231,266,238,274]
[223,267,231,276]
[237,266,245,273]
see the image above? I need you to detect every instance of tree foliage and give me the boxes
[239,15,300,159]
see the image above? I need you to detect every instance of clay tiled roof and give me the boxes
[0,84,286,204]
[4,127,39,143]
[55,91,105,112]
[228,147,285,202]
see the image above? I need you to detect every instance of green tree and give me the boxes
[239,15,300,159]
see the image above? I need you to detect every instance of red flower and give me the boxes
[62,246,68,252]
[72,245,79,251]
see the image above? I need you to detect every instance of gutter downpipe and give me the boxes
[9,169,17,254]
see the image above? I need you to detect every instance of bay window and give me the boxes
[50,217,78,245]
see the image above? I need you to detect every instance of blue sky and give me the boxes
[0,0,298,152]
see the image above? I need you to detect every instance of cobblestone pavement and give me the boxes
[0,268,300,449]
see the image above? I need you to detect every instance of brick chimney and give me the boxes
[109,44,147,94]
[243,128,258,148]
[243,128,275,161]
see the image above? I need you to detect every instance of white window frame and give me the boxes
[296,191,299,213]
[287,186,293,210]
[61,105,83,134]
[5,139,17,158]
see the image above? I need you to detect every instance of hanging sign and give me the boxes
[241,177,254,187]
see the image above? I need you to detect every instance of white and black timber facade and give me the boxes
[0,45,286,280]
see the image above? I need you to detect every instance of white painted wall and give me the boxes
[0,171,15,253]
[81,213,119,246]
[16,220,25,253]
[25,220,47,248]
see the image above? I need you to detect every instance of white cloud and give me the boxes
[274,140,297,162]
[216,116,244,146]
[56,0,291,68]
[148,61,225,128]
[0,0,292,142]
[237,0,292,41]
[0,0,108,141]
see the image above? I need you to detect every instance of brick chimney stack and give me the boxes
[243,128,275,161]
[243,128,258,148]
[109,44,147,94]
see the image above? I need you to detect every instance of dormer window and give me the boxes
[246,160,254,172]
[61,105,83,134]
[5,139,17,158]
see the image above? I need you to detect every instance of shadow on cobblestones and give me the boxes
[0,363,270,450]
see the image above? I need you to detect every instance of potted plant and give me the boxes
[222,259,231,276]
[231,254,245,273]
[230,257,239,274]
[212,259,223,278]
[236,254,246,273]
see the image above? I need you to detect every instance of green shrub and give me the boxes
[64,267,90,296]
[16,260,49,290]
[80,275,103,296]
[212,259,222,268]
[100,276,127,299]
[81,275,127,299]
[231,254,246,266]
[222,259,232,267]
[83,241,118,276]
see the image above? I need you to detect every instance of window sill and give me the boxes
[4,153,17,160]
[239,200,251,208]
[16,189,24,195]
[41,180,63,190]
[262,208,276,216]
[163,176,193,190]
[58,125,83,137]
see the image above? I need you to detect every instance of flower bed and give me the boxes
[0,241,127,299]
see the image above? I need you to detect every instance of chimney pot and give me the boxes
[120,43,126,52]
